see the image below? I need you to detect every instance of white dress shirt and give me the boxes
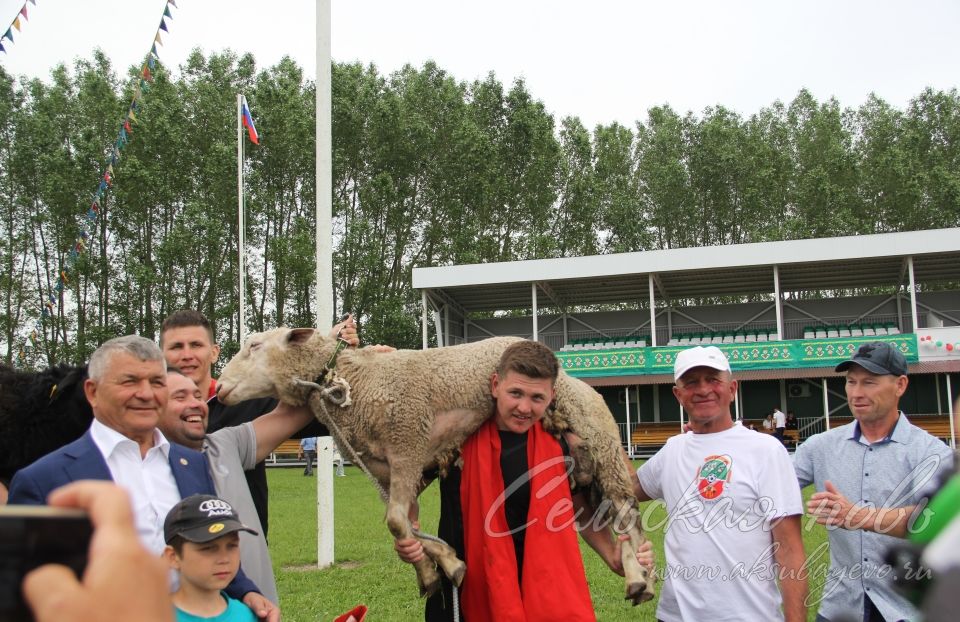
[89,419,183,554]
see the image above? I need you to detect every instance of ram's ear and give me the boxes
[287,328,315,345]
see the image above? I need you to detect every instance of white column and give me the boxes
[624,386,633,458]
[316,436,334,568]
[908,256,919,333]
[774,265,784,340]
[822,378,831,430]
[531,282,539,341]
[315,0,333,328]
[733,383,740,421]
[936,374,943,415]
[947,374,956,450]
[421,290,429,349]
[562,314,568,346]
[648,274,657,347]
[653,384,661,423]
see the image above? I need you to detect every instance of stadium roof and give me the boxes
[413,228,960,311]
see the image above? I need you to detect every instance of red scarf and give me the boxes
[459,418,595,622]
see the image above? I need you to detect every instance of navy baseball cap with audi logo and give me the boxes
[164,494,258,544]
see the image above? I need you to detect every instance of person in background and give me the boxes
[163,494,259,622]
[773,405,787,445]
[299,436,317,477]
[333,445,346,477]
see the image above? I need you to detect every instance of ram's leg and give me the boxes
[418,536,466,587]
[609,499,655,605]
[385,466,442,597]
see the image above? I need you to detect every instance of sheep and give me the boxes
[0,363,93,487]
[216,328,655,606]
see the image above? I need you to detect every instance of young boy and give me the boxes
[163,494,259,621]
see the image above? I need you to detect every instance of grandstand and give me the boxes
[412,228,960,455]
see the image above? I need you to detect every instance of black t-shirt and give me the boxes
[425,430,570,622]
[207,396,329,538]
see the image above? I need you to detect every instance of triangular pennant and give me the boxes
[154,32,162,46]
[91,199,99,212]
[147,55,156,70]
[124,119,132,133]
[168,0,178,8]
[106,164,114,176]
[20,6,27,19]
[159,19,168,33]
[98,179,107,193]
[164,5,172,19]
[29,0,36,6]
[0,42,5,53]
[5,27,13,41]
[142,65,153,81]
[119,127,127,142]
[150,44,157,58]
[12,18,20,32]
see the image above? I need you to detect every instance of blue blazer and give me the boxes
[8,429,259,600]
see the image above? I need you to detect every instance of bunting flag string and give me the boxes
[16,0,180,367]
[1,1,35,53]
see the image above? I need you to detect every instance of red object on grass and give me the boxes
[333,605,368,622]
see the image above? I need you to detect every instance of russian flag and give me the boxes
[241,95,259,145]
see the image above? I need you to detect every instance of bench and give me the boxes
[267,439,304,465]
[742,419,800,445]
[631,425,683,449]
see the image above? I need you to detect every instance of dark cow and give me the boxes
[0,363,93,488]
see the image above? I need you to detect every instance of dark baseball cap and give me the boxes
[164,494,258,544]
[835,342,908,376]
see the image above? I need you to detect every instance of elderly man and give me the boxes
[633,345,807,622]
[7,335,277,621]
[794,341,955,622]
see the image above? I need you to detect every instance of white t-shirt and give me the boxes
[773,409,786,428]
[637,424,803,622]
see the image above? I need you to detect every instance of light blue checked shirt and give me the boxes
[299,436,317,452]
[793,413,954,622]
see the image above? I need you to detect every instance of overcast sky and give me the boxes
[1,0,958,129]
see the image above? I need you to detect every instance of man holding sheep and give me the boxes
[395,340,652,621]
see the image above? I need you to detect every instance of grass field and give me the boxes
[267,464,831,621]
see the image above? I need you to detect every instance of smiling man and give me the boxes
[158,368,316,604]
[160,310,356,538]
[632,345,807,622]
[394,340,652,622]
[793,341,954,622]
[7,336,276,620]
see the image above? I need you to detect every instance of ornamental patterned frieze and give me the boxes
[557,335,917,378]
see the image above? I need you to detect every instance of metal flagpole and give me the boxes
[237,94,247,345]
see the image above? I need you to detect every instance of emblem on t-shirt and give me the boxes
[696,454,732,500]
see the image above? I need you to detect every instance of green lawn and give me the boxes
[267,465,830,621]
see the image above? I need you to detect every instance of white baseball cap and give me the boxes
[674,345,731,382]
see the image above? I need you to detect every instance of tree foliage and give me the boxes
[2,51,959,366]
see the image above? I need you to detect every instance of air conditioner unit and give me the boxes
[787,382,811,398]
